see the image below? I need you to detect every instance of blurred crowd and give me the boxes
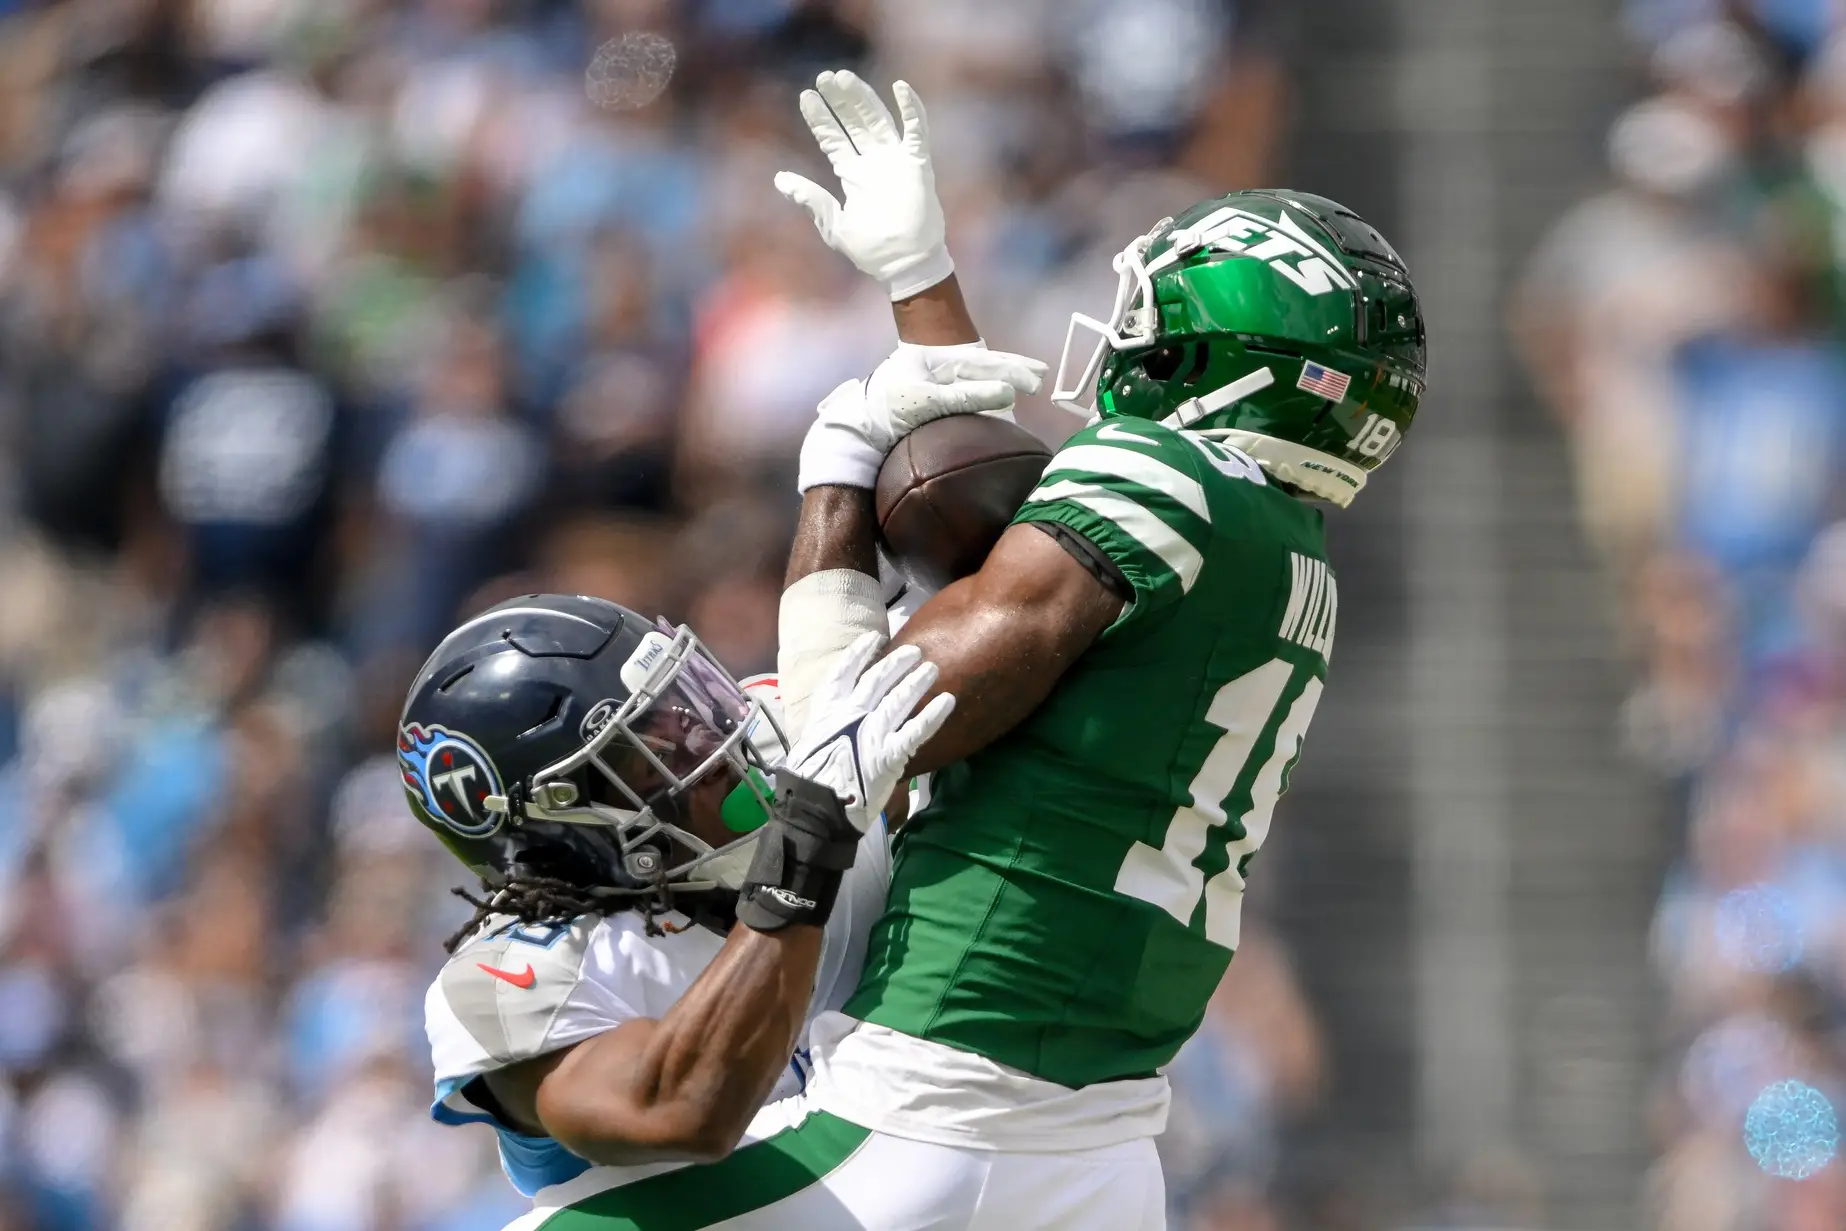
[1515,1,1846,1227]
[0,0,1332,1229]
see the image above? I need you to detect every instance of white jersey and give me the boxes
[426,818,888,1195]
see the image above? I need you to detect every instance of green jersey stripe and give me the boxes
[1024,481,1205,590]
[1041,445,1211,523]
[1028,469,1211,549]
[536,1112,871,1230]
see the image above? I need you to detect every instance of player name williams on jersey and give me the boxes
[844,417,1333,1089]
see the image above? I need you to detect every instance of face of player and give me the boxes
[584,640,769,860]
[595,708,746,852]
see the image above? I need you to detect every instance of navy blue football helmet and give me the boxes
[398,594,786,897]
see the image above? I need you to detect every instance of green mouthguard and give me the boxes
[720,767,775,833]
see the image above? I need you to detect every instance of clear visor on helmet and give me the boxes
[1050,226,1166,419]
[514,622,785,892]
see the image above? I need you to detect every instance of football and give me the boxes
[875,413,1053,588]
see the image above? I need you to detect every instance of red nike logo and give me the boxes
[478,962,536,988]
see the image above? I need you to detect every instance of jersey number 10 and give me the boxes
[1112,659,1323,953]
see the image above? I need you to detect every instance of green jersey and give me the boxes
[843,418,1335,1088]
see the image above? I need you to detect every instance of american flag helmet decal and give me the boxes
[1296,361,1352,403]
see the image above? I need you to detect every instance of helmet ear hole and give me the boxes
[1139,344,1212,386]
[1177,343,1210,386]
[509,839,600,885]
[1140,346,1186,381]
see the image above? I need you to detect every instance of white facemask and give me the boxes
[1051,225,1168,419]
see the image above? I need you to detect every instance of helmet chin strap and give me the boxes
[1159,366,1277,430]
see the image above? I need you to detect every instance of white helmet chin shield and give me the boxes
[483,621,786,893]
[1051,222,1170,420]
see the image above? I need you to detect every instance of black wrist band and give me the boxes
[735,771,861,932]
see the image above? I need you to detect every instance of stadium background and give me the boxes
[0,0,1830,1227]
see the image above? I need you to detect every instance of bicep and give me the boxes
[525,1018,708,1166]
[478,1021,709,1168]
[479,1047,572,1138]
[891,522,1123,774]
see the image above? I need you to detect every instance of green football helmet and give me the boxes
[1051,190,1426,506]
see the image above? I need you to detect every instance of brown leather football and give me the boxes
[875,414,1053,588]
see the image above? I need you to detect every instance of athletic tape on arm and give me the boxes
[777,569,888,737]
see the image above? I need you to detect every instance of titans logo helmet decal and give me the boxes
[399,723,506,838]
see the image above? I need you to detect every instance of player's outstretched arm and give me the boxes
[778,68,1063,735]
[777,69,995,640]
[781,264,1014,589]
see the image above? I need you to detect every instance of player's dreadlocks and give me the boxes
[443,870,694,952]
[439,783,734,952]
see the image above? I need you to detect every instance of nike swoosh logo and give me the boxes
[478,962,536,988]
[1095,422,1152,444]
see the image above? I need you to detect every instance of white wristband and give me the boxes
[777,569,888,739]
[885,246,956,302]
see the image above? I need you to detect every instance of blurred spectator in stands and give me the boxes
[7,103,170,562]
[677,205,889,505]
[1672,234,1846,664]
[369,295,542,655]
[159,254,347,625]
[1622,553,1735,778]
[543,229,683,512]
[1513,90,1756,586]
[1160,928,1324,1229]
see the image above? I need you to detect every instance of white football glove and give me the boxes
[783,633,954,833]
[775,70,953,302]
[797,345,1049,493]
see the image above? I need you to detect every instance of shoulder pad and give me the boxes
[438,914,600,1067]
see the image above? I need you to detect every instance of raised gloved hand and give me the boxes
[797,345,1049,493]
[775,70,952,302]
[782,632,953,834]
